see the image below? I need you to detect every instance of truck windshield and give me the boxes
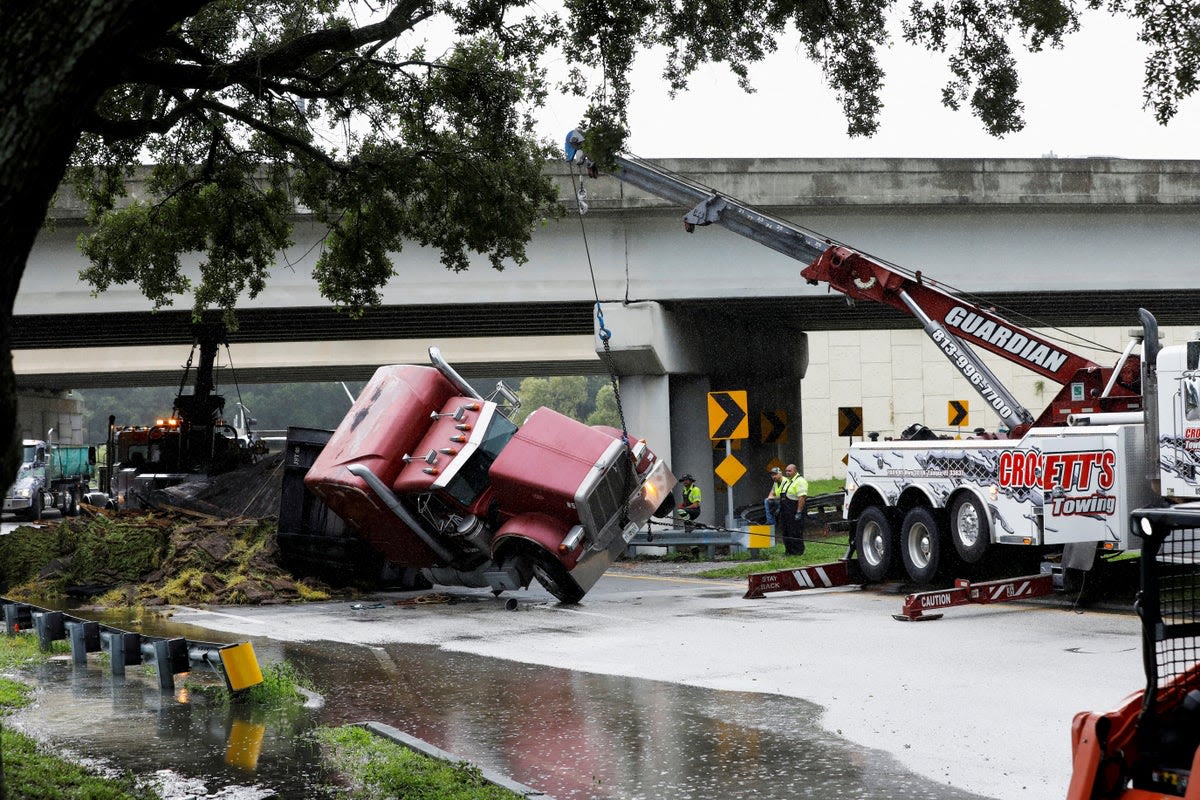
[442,414,518,507]
[22,444,37,464]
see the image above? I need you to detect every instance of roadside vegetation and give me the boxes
[0,634,535,799]
[315,725,524,800]
[0,634,159,800]
[0,512,333,608]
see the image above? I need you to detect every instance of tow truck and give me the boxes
[97,323,265,510]
[567,132,1200,592]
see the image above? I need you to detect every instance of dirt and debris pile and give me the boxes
[0,508,341,608]
[148,453,287,519]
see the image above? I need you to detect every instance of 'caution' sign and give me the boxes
[838,406,863,438]
[948,400,969,427]
[708,391,749,440]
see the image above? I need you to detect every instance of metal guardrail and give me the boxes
[626,491,848,559]
[626,520,773,559]
[1,598,262,692]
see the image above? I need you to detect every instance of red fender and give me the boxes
[492,512,575,569]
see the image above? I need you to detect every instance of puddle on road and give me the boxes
[8,611,997,800]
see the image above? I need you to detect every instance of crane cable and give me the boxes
[568,159,631,449]
[568,157,641,532]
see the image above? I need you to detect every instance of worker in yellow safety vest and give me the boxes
[677,474,702,533]
[777,464,808,555]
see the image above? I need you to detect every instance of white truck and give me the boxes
[570,133,1195,585]
[4,436,94,521]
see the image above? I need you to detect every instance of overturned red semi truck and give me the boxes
[303,348,677,603]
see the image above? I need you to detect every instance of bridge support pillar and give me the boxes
[595,301,807,530]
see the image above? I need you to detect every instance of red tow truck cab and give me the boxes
[304,348,676,603]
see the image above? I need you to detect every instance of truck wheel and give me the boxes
[530,550,586,604]
[854,506,896,582]
[949,495,989,564]
[900,507,944,584]
[65,491,78,517]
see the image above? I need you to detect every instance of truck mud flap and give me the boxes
[743,560,864,599]
[893,573,1055,621]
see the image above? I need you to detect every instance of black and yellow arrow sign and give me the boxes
[948,400,969,427]
[838,406,863,438]
[708,391,749,440]
[760,409,788,444]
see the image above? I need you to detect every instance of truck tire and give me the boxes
[949,494,989,564]
[854,506,896,582]
[531,550,586,604]
[900,507,944,584]
[65,490,78,517]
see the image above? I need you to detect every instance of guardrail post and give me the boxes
[144,638,189,691]
[33,610,65,651]
[65,620,100,665]
[104,631,142,677]
[3,603,31,635]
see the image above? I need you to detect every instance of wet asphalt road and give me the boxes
[162,560,1143,800]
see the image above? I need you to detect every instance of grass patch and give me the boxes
[0,632,70,671]
[1,731,160,800]
[238,660,312,706]
[807,478,844,496]
[316,725,524,799]
[696,540,852,579]
[0,675,33,710]
[0,634,162,799]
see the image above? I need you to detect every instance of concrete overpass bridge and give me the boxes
[15,156,1200,524]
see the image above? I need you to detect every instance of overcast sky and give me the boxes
[535,10,1199,160]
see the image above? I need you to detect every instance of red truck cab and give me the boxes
[304,349,675,603]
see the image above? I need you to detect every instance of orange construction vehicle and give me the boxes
[1067,505,1200,799]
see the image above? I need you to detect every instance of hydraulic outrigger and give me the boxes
[743,559,1056,621]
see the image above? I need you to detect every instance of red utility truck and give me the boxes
[303,347,676,603]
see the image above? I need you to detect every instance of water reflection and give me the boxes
[11,656,334,799]
[8,616,996,800]
[290,640,994,800]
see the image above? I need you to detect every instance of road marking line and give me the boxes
[172,606,269,624]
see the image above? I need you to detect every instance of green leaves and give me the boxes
[73,1,560,323]
[78,160,292,320]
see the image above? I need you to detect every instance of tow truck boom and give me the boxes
[568,133,1142,432]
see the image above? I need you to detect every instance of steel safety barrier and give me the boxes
[1,598,262,692]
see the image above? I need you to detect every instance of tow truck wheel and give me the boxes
[530,550,586,605]
[854,506,896,582]
[949,495,989,564]
[900,507,944,583]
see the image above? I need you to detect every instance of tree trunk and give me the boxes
[0,0,206,490]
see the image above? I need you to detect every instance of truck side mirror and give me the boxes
[88,446,97,465]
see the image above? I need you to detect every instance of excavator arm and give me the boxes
[569,133,1143,433]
